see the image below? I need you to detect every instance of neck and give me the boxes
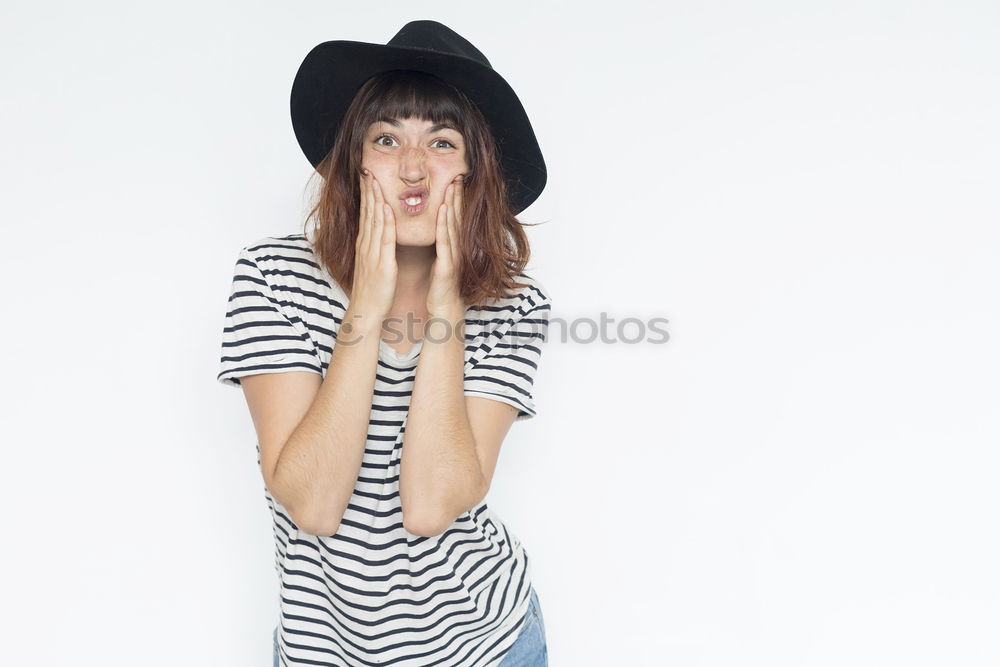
[393,244,435,297]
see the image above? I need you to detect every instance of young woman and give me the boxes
[217,21,552,667]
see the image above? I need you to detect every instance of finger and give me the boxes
[442,205,455,279]
[447,182,459,262]
[445,185,454,247]
[382,201,396,253]
[454,175,463,231]
[357,170,370,253]
[372,176,385,259]
[363,171,376,253]
[436,200,448,257]
[358,171,368,222]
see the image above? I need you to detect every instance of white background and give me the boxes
[3,2,998,665]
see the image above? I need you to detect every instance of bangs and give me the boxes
[359,70,467,134]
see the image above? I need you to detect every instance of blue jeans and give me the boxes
[272,587,548,666]
[497,586,549,666]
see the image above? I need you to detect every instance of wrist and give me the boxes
[339,306,383,344]
[425,306,466,345]
[427,297,466,322]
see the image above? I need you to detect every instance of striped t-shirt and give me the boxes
[217,233,552,666]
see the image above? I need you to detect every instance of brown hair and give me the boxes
[301,69,541,306]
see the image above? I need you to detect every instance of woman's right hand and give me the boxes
[349,168,397,325]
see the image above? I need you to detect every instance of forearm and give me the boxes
[271,307,381,535]
[400,307,486,533]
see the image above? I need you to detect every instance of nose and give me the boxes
[398,146,427,183]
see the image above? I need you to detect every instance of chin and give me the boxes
[395,229,437,247]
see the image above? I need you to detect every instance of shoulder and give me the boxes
[240,233,316,270]
[513,272,552,309]
[236,233,349,310]
[466,272,552,333]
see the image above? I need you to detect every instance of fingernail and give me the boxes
[456,174,464,182]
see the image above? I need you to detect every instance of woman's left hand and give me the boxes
[427,174,466,319]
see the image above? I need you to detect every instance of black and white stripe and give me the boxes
[217,234,551,666]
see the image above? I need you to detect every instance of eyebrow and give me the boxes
[375,117,459,133]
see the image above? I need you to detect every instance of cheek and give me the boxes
[360,150,388,169]
[431,157,468,178]
[361,141,395,161]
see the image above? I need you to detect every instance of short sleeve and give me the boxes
[217,246,323,387]
[464,287,551,422]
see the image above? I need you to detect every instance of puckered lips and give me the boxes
[398,187,430,216]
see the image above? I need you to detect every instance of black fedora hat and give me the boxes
[289,20,547,215]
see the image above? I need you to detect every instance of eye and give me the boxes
[372,134,459,149]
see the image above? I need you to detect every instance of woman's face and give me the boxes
[360,116,469,247]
